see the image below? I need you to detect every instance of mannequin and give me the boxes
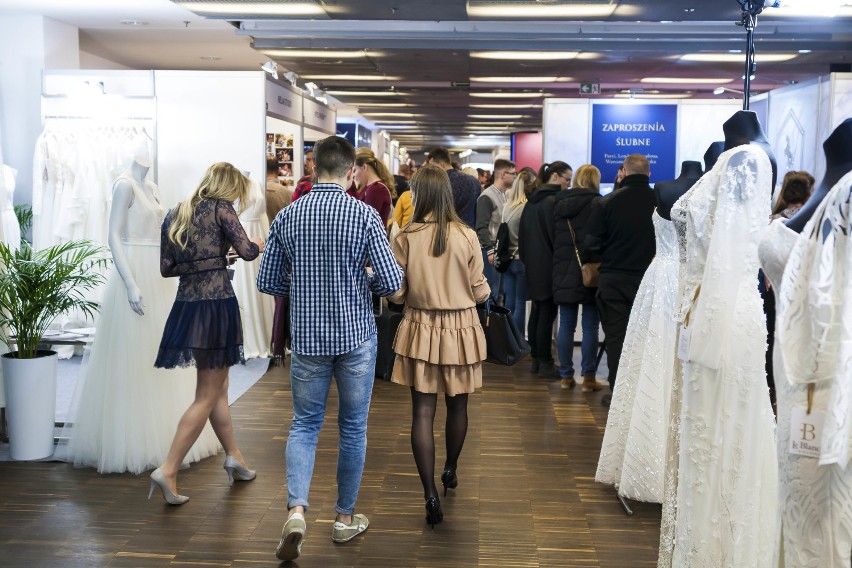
[703,141,725,172]
[654,160,703,220]
[785,118,852,233]
[59,147,220,474]
[722,110,778,188]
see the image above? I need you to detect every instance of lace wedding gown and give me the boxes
[596,210,678,502]
[760,170,852,567]
[658,145,778,567]
[60,177,220,474]
[232,179,273,358]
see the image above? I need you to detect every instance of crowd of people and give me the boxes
[149,132,818,563]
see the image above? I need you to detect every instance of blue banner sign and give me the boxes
[591,103,678,184]
[336,123,357,144]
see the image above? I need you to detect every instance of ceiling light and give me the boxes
[360,112,421,117]
[349,102,413,108]
[641,77,734,84]
[469,114,526,119]
[470,104,542,109]
[680,53,798,63]
[467,3,628,18]
[302,75,402,81]
[713,86,745,95]
[471,51,579,60]
[284,71,299,86]
[469,92,546,98]
[471,76,570,83]
[763,1,852,17]
[613,93,693,99]
[261,61,279,80]
[175,2,324,16]
[120,19,148,26]
[326,90,400,97]
[798,49,812,53]
[262,49,378,59]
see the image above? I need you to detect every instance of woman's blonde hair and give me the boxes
[168,162,250,249]
[355,147,397,199]
[506,168,534,208]
[572,164,601,192]
[408,165,463,257]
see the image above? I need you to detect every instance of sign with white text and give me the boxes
[591,103,678,184]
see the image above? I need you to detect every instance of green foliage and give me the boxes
[13,204,33,243]
[0,240,111,359]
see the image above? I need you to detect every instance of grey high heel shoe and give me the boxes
[148,468,189,505]
[223,455,257,486]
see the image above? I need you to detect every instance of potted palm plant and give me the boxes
[0,240,109,460]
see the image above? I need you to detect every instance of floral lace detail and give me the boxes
[160,199,259,301]
[660,145,778,567]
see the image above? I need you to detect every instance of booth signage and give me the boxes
[591,103,678,183]
[266,81,302,123]
[303,97,336,134]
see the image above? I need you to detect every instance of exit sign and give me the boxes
[580,82,601,94]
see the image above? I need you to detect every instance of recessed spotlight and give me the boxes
[120,19,148,26]
[798,49,812,53]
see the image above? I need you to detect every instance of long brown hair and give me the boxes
[407,165,463,257]
[355,147,397,199]
[168,162,250,249]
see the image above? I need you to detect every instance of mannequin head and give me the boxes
[704,141,725,171]
[722,110,777,187]
[822,118,852,171]
[679,161,703,179]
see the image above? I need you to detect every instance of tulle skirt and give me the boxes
[60,242,220,474]
[391,307,486,396]
[155,296,245,369]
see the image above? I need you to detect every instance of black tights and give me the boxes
[410,388,469,499]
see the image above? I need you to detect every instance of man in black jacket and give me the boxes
[585,154,656,406]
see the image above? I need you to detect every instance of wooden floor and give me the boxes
[0,358,662,568]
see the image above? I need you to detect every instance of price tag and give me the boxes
[789,406,825,458]
[677,325,692,362]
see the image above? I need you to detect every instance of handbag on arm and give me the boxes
[566,219,600,288]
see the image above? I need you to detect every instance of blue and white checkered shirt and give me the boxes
[257,182,402,356]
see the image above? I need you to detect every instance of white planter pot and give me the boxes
[2,351,58,460]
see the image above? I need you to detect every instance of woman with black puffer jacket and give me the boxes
[552,165,607,392]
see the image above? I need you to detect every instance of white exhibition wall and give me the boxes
[155,71,266,208]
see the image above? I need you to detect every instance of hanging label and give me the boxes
[789,406,825,458]
[677,325,692,362]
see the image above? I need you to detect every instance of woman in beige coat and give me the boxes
[389,165,491,528]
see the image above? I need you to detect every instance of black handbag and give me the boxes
[476,300,531,366]
[493,222,512,273]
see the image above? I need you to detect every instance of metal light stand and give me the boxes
[737,0,767,110]
[613,485,634,516]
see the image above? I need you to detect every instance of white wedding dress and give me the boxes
[760,170,852,568]
[596,210,679,503]
[658,145,778,567]
[232,179,273,358]
[60,176,220,474]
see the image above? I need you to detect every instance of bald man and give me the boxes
[585,154,656,406]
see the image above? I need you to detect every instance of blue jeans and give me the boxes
[286,335,377,515]
[557,303,600,378]
[482,249,501,301]
[501,259,527,335]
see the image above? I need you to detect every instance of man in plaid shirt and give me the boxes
[257,136,402,561]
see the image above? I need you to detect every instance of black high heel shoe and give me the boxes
[425,497,443,529]
[440,469,458,497]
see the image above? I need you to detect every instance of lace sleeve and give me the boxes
[217,200,259,261]
[160,212,180,278]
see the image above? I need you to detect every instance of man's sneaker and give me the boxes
[331,513,369,543]
[276,512,306,561]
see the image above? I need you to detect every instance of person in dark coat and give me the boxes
[518,160,571,378]
[552,165,607,391]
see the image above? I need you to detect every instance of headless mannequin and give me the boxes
[109,156,158,315]
[654,160,703,220]
[722,110,778,188]
[785,118,852,233]
[704,141,725,172]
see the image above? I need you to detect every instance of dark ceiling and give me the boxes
[174,0,852,155]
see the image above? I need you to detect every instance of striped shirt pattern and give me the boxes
[257,183,402,356]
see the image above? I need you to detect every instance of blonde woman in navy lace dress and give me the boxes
[148,162,264,505]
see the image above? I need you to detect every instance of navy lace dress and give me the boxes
[155,199,260,369]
